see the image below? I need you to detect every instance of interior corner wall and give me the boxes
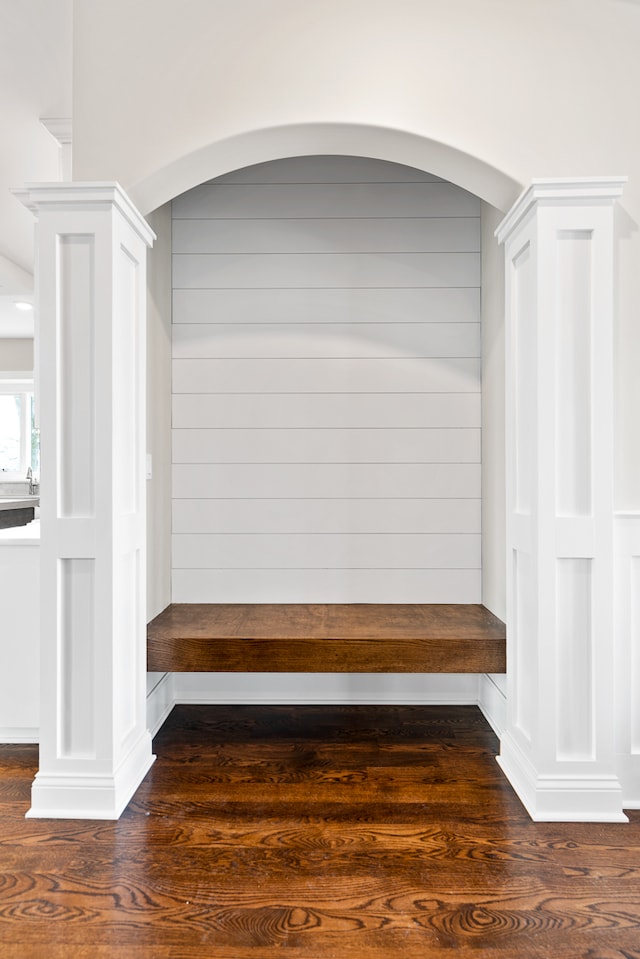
[480,202,506,622]
[146,203,172,623]
[0,338,34,372]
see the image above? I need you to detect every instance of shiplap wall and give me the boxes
[171,156,481,603]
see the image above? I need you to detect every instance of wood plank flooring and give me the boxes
[2,705,640,958]
[147,603,506,673]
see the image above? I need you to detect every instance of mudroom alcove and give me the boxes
[21,137,628,823]
[147,155,506,690]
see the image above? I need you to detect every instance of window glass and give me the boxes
[30,395,39,476]
[0,390,39,480]
[0,394,23,472]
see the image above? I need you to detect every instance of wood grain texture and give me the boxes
[1,705,640,958]
[146,603,506,673]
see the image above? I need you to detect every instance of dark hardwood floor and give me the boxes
[1,704,640,958]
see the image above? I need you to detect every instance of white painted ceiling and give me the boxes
[0,0,72,338]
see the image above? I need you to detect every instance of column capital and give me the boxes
[14,182,156,248]
[496,176,627,246]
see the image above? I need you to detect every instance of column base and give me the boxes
[26,730,155,820]
[498,731,628,823]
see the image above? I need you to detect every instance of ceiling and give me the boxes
[0,0,72,338]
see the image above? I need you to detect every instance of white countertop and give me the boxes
[0,497,39,511]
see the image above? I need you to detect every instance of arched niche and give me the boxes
[127,122,521,218]
[20,119,629,824]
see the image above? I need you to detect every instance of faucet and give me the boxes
[26,466,33,495]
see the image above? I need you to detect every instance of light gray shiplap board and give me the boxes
[172,287,480,325]
[172,427,481,464]
[171,156,482,604]
[173,251,480,289]
[172,533,481,570]
[172,217,480,255]
[172,568,481,604]
[172,392,481,429]
[172,357,481,394]
[172,322,481,359]
[173,182,481,219]
[172,498,481,534]
[172,463,481,500]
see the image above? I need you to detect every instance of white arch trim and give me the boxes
[128,122,521,215]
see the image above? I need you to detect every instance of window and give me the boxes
[0,380,39,482]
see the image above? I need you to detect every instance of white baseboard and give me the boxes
[146,672,175,737]
[616,753,640,810]
[498,730,628,822]
[478,673,507,737]
[26,731,156,820]
[0,726,39,744]
[0,673,501,746]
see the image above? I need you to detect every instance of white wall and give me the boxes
[0,339,34,372]
[481,202,506,622]
[171,156,482,603]
[0,535,39,741]
[479,201,507,723]
[72,0,640,512]
[0,0,71,288]
[72,0,640,203]
[146,204,172,622]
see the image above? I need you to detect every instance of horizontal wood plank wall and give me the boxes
[172,156,481,603]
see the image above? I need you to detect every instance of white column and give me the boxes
[16,183,156,819]
[496,178,627,822]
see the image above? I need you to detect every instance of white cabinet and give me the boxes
[0,522,39,741]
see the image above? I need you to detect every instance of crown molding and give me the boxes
[495,176,628,245]
[13,182,156,247]
[40,117,72,147]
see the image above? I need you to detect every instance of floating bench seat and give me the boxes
[147,603,506,674]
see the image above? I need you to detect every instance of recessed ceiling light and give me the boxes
[14,302,33,311]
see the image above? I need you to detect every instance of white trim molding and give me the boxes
[147,673,174,739]
[40,118,73,181]
[496,177,628,822]
[614,512,640,808]
[18,183,156,819]
[170,673,482,708]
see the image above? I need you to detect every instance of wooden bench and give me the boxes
[147,603,506,673]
